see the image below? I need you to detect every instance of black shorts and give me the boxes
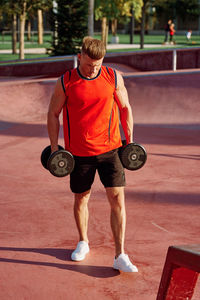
[70,149,126,194]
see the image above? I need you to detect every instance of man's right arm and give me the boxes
[47,77,66,153]
[114,71,134,144]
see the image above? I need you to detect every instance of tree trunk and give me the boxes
[88,0,94,36]
[140,1,146,49]
[12,13,17,54]
[111,19,117,36]
[101,17,108,48]
[27,19,31,41]
[130,6,135,44]
[37,9,43,44]
[52,0,58,46]
[19,1,26,60]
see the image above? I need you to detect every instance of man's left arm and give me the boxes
[114,71,134,144]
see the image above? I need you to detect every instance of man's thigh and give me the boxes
[97,149,126,188]
[70,156,96,193]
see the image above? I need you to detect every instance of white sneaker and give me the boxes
[113,253,138,272]
[71,241,89,261]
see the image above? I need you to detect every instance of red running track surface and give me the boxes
[0,66,200,300]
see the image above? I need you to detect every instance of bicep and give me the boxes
[114,71,130,109]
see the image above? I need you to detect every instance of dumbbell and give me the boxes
[41,145,75,177]
[119,140,147,171]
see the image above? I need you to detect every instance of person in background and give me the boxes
[186,30,192,42]
[163,19,172,44]
[169,22,176,45]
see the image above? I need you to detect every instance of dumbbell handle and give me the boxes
[50,145,60,153]
[121,140,138,147]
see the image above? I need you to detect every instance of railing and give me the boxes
[172,49,177,71]
[1,47,200,77]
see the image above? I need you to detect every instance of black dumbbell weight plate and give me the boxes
[120,143,147,170]
[41,145,64,169]
[47,150,75,177]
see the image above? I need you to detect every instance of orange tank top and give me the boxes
[61,66,122,156]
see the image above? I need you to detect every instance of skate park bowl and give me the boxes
[0,62,200,299]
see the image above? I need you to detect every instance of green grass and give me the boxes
[0,53,49,62]
[0,33,52,61]
[0,33,51,52]
[0,32,52,45]
[95,33,200,45]
[0,33,200,63]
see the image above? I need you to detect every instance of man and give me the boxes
[169,22,176,45]
[47,36,138,272]
[163,19,172,44]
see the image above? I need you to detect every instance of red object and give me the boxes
[62,66,122,156]
[157,245,200,300]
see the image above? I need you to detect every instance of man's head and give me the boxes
[81,36,106,60]
[78,37,106,79]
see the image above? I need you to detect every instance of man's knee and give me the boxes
[106,187,125,208]
[74,190,91,207]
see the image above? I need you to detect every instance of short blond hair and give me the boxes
[81,36,106,60]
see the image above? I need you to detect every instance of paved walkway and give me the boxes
[107,43,176,49]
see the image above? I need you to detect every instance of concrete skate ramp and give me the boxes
[0,70,200,142]
[1,71,200,125]
[0,63,135,125]
[125,71,200,147]
[126,72,200,126]
[0,69,200,300]
[0,78,55,124]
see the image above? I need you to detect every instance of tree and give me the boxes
[19,1,26,59]
[0,0,52,59]
[50,0,88,56]
[140,0,148,49]
[32,0,52,45]
[37,9,43,44]
[95,0,110,46]
[12,13,17,54]
[95,0,142,46]
[1,0,28,59]
[124,0,143,44]
[0,0,18,54]
[88,0,94,36]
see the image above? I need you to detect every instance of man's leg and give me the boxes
[74,189,91,243]
[106,186,138,272]
[71,189,91,261]
[106,186,126,257]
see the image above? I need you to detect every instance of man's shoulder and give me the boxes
[63,67,76,78]
[101,65,117,88]
[102,65,117,77]
[102,65,114,72]
[62,68,78,83]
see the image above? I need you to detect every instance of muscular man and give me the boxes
[47,37,138,272]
